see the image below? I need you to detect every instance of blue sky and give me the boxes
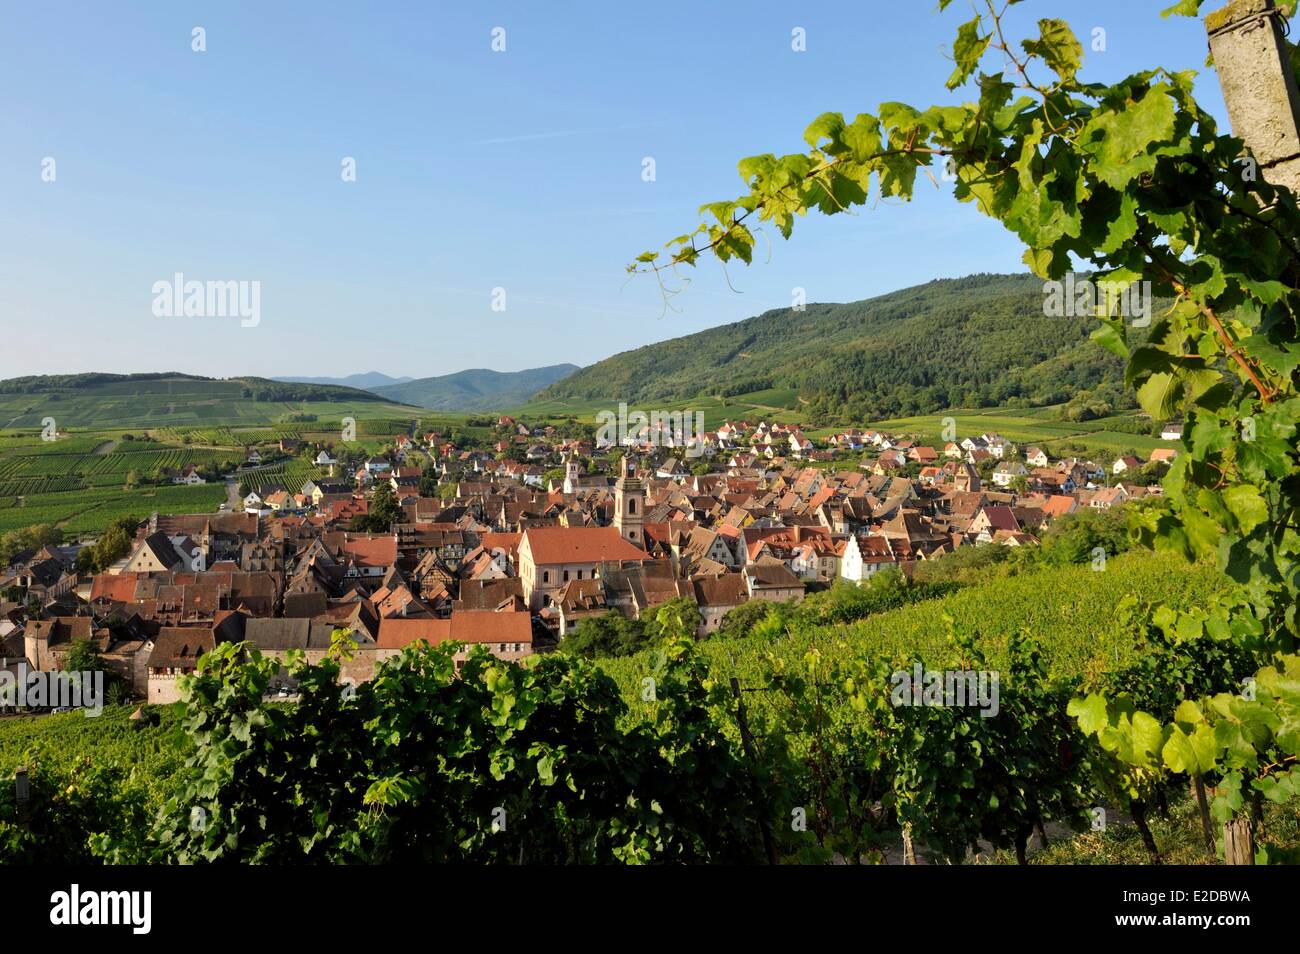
[0,1,1225,380]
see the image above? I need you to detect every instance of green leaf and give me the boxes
[1162,722,1219,775]
[948,17,990,90]
[1091,318,1129,359]
[1222,484,1269,535]
[1080,84,1177,189]
[1020,19,1083,83]
[1136,372,1180,420]
[803,112,846,152]
[1068,693,1108,735]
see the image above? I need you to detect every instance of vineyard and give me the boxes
[238,459,329,494]
[0,412,425,537]
[3,549,1280,866]
[600,552,1227,723]
[0,485,226,535]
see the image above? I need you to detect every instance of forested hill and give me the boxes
[372,364,580,411]
[536,273,1131,421]
[0,372,391,404]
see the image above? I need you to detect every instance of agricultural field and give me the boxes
[238,458,331,495]
[0,485,226,534]
[0,704,192,806]
[0,430,326,536]
[516,388,1172,460]
[0,549,1228,864]
[0,376,419,430]
[855,407,1176,459]
[600,550,1225,722]
[514,389,807,431]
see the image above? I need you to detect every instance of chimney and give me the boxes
[1207,0,1300,194]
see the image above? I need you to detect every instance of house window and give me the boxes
[563,570,570,582]
[542,570,550,583]
[629,499,636,514]
[576,569,582,580]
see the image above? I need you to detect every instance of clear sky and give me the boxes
[0,1,1226,381]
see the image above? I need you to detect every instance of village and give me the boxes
[0,413,1180,709]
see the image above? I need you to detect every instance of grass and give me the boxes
[1008,793,1300,865]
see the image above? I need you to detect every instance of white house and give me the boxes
[172,465,206,486]
[991,460,1028,487]
[839,535,894,584]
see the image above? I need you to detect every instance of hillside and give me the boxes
[0,373,418,428]
[535,273,1131,422]
[272,372,414,390]
[373,364,580,411]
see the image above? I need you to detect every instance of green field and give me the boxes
[0,376,419,430]
[0,375,430,536]
[857,407,1176,458]
[0,485,227,534]
[517,387,1174,460]
[514,391,808,431]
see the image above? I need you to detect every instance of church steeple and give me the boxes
[614,454,645,546]
[563,449,580,495]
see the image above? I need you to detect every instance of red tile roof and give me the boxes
[376,610,532,650]
[521,526,645,565]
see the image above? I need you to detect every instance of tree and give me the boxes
[62,637,100,675]
[0,524,62,565]
[560,611,647,659]
[716,599,773,640]
[351,483,402,533]
[630,0,1300,857]
[73,516,140,574]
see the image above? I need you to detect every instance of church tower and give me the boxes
[563,450,581,495]
[613,454,645,546]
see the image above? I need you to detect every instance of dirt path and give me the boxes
[224,478,241,510]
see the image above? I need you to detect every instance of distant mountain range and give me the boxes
[535,273,1134,422]
[6,273,1135,426]
[370,364,580,411]
[272,372,414,390]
